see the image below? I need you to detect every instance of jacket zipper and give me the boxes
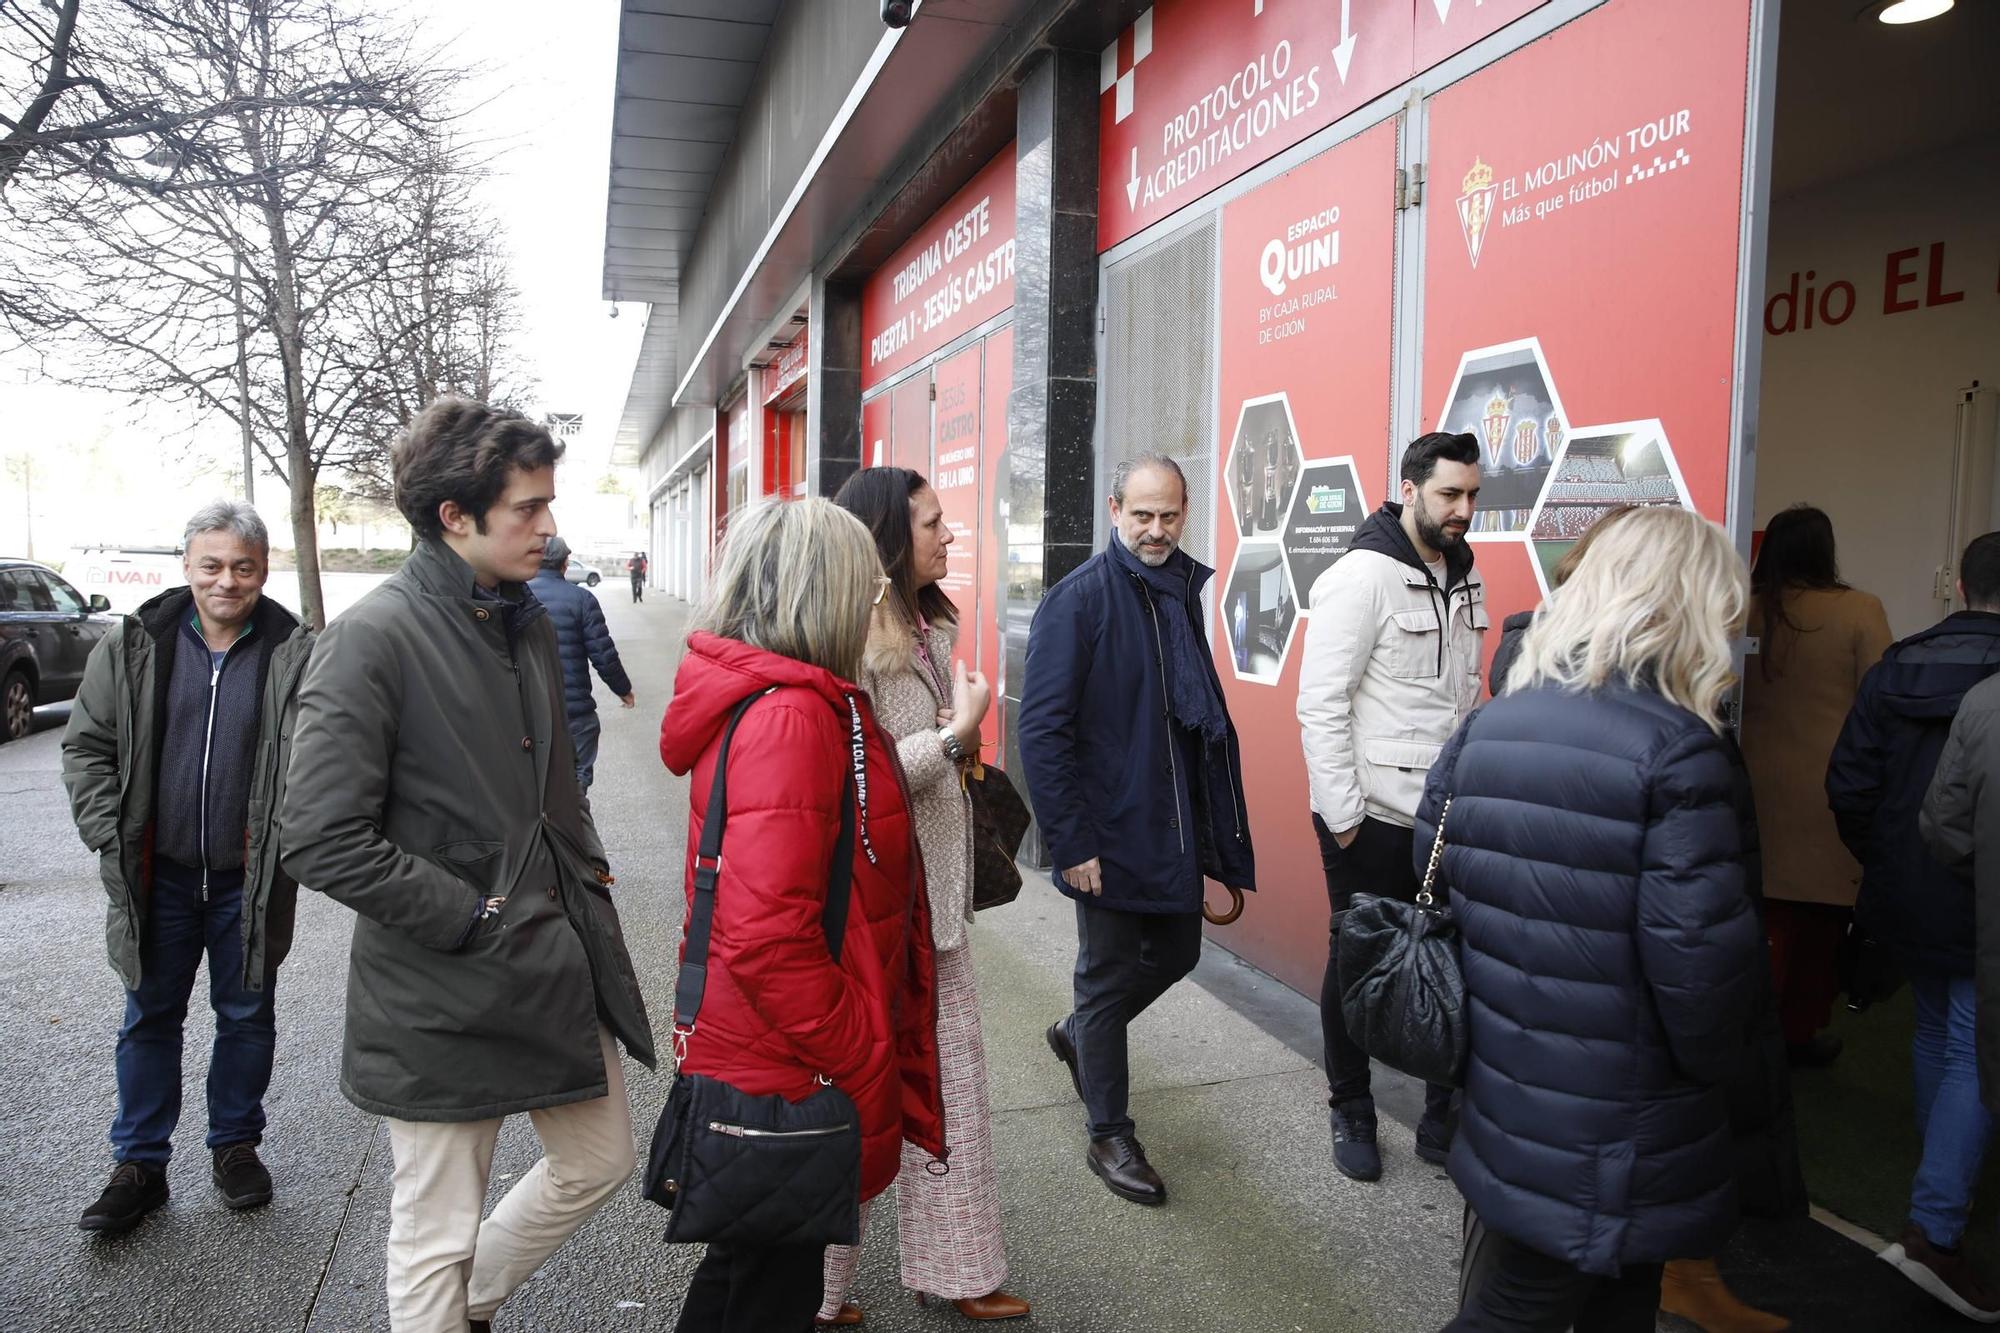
[707,1120,851,1139]
[1137,580,1189,856]
[196,636,239,903]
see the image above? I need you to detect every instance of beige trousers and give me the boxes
[383,1028,636,1331]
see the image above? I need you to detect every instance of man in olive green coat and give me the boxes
[62,500,313,1233]
[280,400,653,1333]
[1924,672,2000,1117]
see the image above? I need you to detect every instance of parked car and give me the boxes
[1,559,115,743]
[564,558,603,587]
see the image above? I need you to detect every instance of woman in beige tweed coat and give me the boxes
[818,468,1028,1325]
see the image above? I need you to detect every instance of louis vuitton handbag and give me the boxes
[966,760,1030,911]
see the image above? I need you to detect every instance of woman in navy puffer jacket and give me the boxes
[1424,507,1766,1331]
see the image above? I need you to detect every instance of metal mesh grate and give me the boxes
[1100,217,1219,568]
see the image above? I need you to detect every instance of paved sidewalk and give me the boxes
[0,585,1970,1330]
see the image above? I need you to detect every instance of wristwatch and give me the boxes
[938,728,969,764]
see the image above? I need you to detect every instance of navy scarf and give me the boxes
[1111,536,1229,743]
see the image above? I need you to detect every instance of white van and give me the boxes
[67,546,186,615]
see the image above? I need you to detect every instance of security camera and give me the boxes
[881,0,913,27]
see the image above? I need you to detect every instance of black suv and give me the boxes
[1,559,114,743]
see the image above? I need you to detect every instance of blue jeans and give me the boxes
[110,858,277,1164]
[571,709,602,793]
[1909,971,1993,1247]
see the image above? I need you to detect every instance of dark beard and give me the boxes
[1415,505,1463,553]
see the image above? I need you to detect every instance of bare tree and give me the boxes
[336,146,533,506]
[0,0,473,628]
[1,0,414,194]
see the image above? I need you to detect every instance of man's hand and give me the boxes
[619,693,636,709]
[1334,824,1360,850]
[1063,857,1103,896]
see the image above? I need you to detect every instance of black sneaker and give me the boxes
[79,1160,169,1233]
[1415,1108,1455,1165]
[212,1142,273,1210]
[1331,1098,1381,1182]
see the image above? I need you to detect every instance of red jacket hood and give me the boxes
[660,631,862,775]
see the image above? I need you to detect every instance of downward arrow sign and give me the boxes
[1126,147,1140,209]
[1332,0,1357,83]
[1431,0,1452,22]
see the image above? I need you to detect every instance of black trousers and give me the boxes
[673,1241,823,1333]
[1449,1211,1661,1332]
[1317,813,1454,1119]
[1067,900,1204,1139]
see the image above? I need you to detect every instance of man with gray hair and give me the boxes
[62,500,314,1233]
[1020,453,1256,1206]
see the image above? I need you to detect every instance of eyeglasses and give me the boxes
[872,575,893,606]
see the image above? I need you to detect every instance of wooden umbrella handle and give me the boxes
[1203,885,1245,926]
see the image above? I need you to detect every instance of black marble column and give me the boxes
[807,275,864,498]
[1005,47,1099,867]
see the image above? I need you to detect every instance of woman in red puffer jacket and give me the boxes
[659,497,947,1333]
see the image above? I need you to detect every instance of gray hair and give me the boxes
[183,499,270,554]
[1110,453,1189,507]
[694,497,882,682]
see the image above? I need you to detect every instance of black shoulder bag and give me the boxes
[642,688,864,1247]
[1336,797,1469,1089]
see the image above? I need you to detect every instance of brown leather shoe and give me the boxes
[1087,1134,1166,1205]
[915,1291,1031,1321]
[1660,1257,1789,1331]
[815,1304,864,1327]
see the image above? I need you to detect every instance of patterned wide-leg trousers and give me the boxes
[819,942,1008,1314]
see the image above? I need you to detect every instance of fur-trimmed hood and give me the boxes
[861,604,956,688]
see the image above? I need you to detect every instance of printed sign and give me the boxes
[1205,118,1397,989]
[1282,458,1369,599]
[1099,0,1413,251]
[931,345,983,606]
[862,146,1017,393]
[1421,0,1752,657]
[1412,0,1552,74]
[1215,116,1397,671]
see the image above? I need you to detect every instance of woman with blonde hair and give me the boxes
[816,467,1028,1324]
[658,498,947,1333]
[1426,508,1768,1330]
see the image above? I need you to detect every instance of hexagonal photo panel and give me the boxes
[1281,457,1369,611]
[1433,337,1571,538]
[1526,418,1692,593]
[1226,394,1305,542]
[1222,542,1300,686]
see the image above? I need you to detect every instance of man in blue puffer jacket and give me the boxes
[528,536,635,793]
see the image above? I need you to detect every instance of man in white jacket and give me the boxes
[1298,431,1486,1182]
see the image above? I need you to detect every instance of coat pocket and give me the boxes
[1361,737,1444,776]
[433,840,505,892]
[1385,608,1443,679]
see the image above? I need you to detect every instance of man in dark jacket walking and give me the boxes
[280,400,653,1333]
[528,536,634,794]
[1839,532,2000,1321]
[62,500,313,1233]
[1020,454,1255,1207]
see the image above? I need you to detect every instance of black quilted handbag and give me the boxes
[1336,797,1469,1089]
[642,689,863,1246]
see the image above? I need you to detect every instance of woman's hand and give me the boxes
[949,660,991,749]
